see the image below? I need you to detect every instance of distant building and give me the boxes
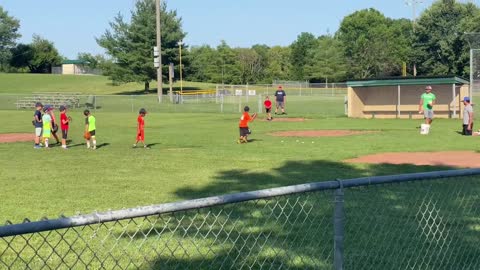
[52,60,101,75]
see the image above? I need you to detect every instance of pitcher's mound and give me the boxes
[346,151,480,168]
[0,133,33,143]
[270,130,375,137]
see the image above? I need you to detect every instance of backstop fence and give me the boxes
[0,92,348,117]
[1,169,480,269]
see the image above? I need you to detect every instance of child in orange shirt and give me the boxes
[237,106,257,144]
[133,108,149,148]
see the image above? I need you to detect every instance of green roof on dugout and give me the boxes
[347,76,469,87]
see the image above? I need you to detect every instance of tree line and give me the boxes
[1,0,480,91]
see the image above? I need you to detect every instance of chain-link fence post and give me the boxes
[258,94,262,114]
[334,180,345,270]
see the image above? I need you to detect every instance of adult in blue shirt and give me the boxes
[274,85,287,115]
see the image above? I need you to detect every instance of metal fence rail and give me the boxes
[0,93,348,116]
[1,169,480,269]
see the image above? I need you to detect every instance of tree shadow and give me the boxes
[111,160,480,269]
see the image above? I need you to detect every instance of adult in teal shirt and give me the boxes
[418,85,436,125]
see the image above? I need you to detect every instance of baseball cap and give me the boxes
[35,102,43,107]
[463,96,470,102]
[139,108,147,114]
[59,105,66,111]
[425,85,432,90]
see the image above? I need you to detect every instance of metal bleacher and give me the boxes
[15,92,82,109]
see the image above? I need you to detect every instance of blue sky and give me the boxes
[1,0,436,59]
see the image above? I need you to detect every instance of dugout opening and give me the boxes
[347,76,470,119]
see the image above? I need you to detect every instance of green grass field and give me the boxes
[1,74,479,269]
[0,109,475,223]
[0,73,216,95]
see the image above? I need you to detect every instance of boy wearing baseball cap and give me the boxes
[237,106,257,144]
[33,102,43,149]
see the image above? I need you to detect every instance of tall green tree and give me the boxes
[9,43,33,71]
[413,0,479,77]
[304,36,347,82]
[77,52,107,70]
[265,46,292,81]
[217,41,241,84]
[185,45,220,83]
[9,36,61,73]
[290,32,318,80]
[0,6,21,71]
[337,9,413,78]
[235,47,263,84]
[97,0,186,92]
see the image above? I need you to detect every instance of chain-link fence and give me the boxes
[0,92,347,116]
[1,169,480,269]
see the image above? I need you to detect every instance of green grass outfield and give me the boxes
[0,73,215,95]
[0,110,476,223]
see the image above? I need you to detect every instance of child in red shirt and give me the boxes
[264,96,272,121]
[133,108,149,148]
[59,105,71,149]
[238,106,257,144]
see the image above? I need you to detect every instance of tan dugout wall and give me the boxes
[348,82,469,119]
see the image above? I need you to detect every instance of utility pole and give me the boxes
[178,40,183,94]
[405,0,423,77]
[155,0,162,102]
[405,0,423,31]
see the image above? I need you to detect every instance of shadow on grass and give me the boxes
[111,160,479,269]
[146,143,160,148]
[95,143,109,149]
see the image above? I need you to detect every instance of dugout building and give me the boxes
[347,76,470,119]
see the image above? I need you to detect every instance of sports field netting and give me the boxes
[0,93,347,117]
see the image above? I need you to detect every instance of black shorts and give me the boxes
[52,124,58,133]
[89,130,96,136]
[462,124,473,136]
[62,129,68,139]
[239,127,251,137]
[266,108,271,113]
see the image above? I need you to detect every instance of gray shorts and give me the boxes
[276,101,284,108]
[424,110,434,119]
[35,127,42,137]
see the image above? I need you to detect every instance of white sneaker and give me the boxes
[92,146,96,150]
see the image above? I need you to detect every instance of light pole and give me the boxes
[178,40,183,94]
[155,0,162,102]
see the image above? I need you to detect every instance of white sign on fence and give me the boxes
[235,89,243,96]
[248,90,256,96]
